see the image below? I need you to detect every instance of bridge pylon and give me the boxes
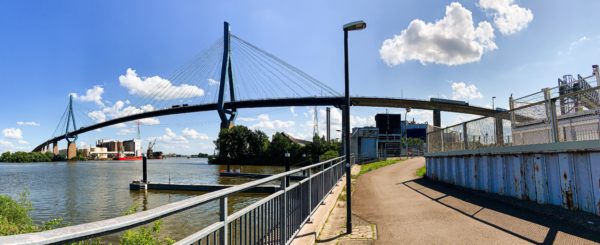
[65,94,78,143]
[217,22,237,129]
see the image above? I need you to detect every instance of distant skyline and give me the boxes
[1,0,599,154]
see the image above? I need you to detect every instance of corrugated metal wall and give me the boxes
[426,152,600,216]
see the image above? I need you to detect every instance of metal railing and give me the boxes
[0,156,347,245]
[428,81,600,153]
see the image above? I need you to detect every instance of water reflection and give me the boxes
[0,159,284,241]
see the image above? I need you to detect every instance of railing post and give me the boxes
[321,163,325,200]
[307,169,312,213]
[142,155,148,183]
[280,177,287,245]
[220,196,228,245]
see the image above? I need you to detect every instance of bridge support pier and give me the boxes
[52,141,59,155]
[433,109,441,127]
[67,142,77,160]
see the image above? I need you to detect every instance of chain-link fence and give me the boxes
[428,69,600,153]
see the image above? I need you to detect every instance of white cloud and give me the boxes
[560,36,596,55]
[290,106,298,117]
[71,85,105,106]
[207,78,220,86]
[17,139,29,145]
[240,114,296,134]
[152,128,189,144]
[88,100,160,125]
[119,68,204,100]
[406,109,434,124]
[88,111,106,123]
[451,82,483,100]
[351,115,375,128]
[182,128,209,140]
[111,123,127,128]
[380,2,496,66]
[17,121,40,126]
[139,118,160,125]
[0,140,14,149]
[2,128,23,140]
[117,128,135,135]
[479,0,533,35]
[248,114,295,130]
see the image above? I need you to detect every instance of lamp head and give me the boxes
[343,21,367,31]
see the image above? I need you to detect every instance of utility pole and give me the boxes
[326,107,331,142]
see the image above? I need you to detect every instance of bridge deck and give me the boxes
[33,96,497,152]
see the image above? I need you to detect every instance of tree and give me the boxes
[212,126,271,165]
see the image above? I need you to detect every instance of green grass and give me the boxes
[416,166,426,177]
[358,159,401,176]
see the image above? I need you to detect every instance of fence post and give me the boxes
[544,88,559,143]
[509,94,516,138]
[220,196,228,245]
[440,129,445,152]
[280,177,287,245]
[495,116,504,146]
[462,123,469,150]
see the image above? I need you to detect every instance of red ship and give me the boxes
[114,153,142,161]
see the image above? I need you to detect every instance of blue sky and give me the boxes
[1,0,599,154]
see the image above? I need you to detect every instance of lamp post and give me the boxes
[404,107,411,159]
[285,151,291,187]
[343,20,366,235]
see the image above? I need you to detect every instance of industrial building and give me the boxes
[352,113,432,162]
[93,139,142,160]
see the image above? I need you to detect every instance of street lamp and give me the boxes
[284,151,291,187]
[343,20,366,235]
[284,151,291,171]
[404,108,411,159]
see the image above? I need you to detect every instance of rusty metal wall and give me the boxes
[426,152,600,216]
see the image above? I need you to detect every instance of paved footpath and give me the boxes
[352,157,600,245]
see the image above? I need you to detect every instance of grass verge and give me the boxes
[416,166,426,177]
[358,159,402,176]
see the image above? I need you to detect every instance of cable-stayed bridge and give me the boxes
[33,22,497,154]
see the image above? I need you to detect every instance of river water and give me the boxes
[0,158,284,241]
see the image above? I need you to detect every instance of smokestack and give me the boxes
[326,107,331,142]
[593,65,599,83]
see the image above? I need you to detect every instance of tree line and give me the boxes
[209,125,340,166]
[0,152,67,163]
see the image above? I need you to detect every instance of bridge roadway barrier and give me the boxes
[0,156,347,245]
[425,140,600,217]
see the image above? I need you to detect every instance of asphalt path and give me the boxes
[352,157,600,244]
